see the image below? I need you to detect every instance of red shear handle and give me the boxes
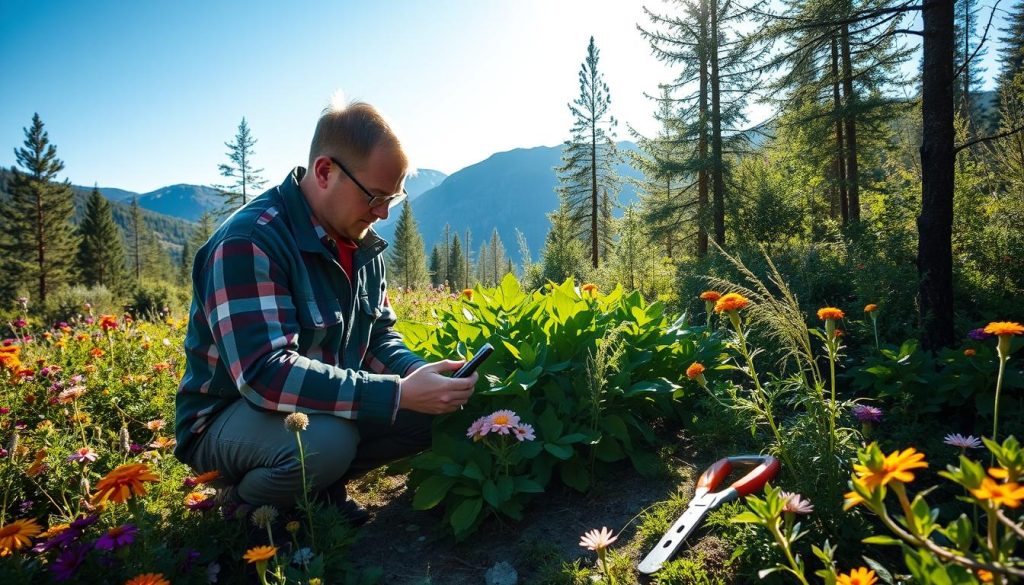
[728,455,780,497]
[695,458,732,496]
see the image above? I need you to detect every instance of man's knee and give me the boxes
[296,414,360,491]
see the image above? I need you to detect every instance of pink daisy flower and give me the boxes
[486,410,521,435]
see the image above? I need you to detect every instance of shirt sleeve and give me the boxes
[362,290,428,377]
[199,238,400,423]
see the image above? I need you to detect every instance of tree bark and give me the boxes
[697,0,711,258]
[710,0,726,245]
[831,37,850,224]
[841,24,861,221]
[918,0,957,351]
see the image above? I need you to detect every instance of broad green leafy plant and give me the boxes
[399,275,722,538]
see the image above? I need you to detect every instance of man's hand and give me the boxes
[398,360,478,414]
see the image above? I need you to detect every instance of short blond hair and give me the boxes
[308,101,407,171]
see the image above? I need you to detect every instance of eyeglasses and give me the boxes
[329,156,407,209]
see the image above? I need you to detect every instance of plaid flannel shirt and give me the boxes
[174,168,426,460]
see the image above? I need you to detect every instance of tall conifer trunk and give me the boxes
[918,0,957,350]
[710,0,726,245]
[831,37,849,223]
[697,0,711,257]
[841,24,860,221]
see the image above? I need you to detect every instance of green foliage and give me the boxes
[556,36,621,269]
[216,117,266,214]
[77,186,129,293]
[401,275,721,538]
[127,280,190,320]
[41,285,119,325]
[542,203,592,285]
[388,200,429,289]
[0,113,79,306]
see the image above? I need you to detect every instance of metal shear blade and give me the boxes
[637,455,780,574]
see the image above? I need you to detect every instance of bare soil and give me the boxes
[346,429,719,585]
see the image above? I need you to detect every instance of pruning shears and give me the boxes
[638,454,780,574]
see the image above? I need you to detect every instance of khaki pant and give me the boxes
[183,399,433,508]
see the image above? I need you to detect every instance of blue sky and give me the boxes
[0,0,1010,194]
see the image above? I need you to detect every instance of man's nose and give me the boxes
[371,204,390,220]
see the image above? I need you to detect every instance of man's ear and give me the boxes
[312,156,332,188]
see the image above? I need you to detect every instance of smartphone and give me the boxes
[452,343,494,378]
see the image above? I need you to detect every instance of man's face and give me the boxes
[310,144,406,242]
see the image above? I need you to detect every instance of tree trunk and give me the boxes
[697,0,711,258]
[918,0,957,351]
[841,24,860,221]
[590,131,599,269]
[831,37,849,224]
[710,0,726,245]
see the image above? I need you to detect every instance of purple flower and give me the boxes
[51,542,90,581]
[968,327,993,341]
[852,404,883,423]
[94,524,137,551]
[180,548,201,573]
[13,318,27,328]
[944,433,983,450]
[0,448,7,458]
[33,527,82,553]
[69,514,100,531]
[18,499,34,514]
[129,442,144,454]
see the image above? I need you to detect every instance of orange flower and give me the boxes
[836,567,877,585]
[983,321,1024,337]
[686,363,705,379]
[461,289,473,301]
[581,283,598,297]
[243,545,278,563]
[842,485,868,510]
[817,307,845,321]
[90,347,105,358]
[38,523,70,540]
[714,292,750,313]
[699,291,721,302]
[91,463,160,506]
[976,569,994,583]
[864,304,878,313]
[98,314,118,331]
[852,447,928,490]
[970,477,1024,508]
[152,362,171,373]
[964,349,976,357]
[193,470,221,485]
[0,518,42,553]
[125,573,170,585]
[26,449,48,477]
[149,436,176,450]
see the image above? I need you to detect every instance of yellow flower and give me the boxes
[91,463,160,506]
[842,486,868,511]
[864,304,878,313]
[852,447,928,490]
[39,523,70,540]
[148,436,176,450]
[124,573,170,585]
[0,518,42,553]
[285,520,300,534]
[970,477,1024,508]
[714,292,750,313]
[686,363,705,379]
[243,545,278,563]
[699,291,721,302]
[817,307,845,321]
[983,321,1024,337]
[836,567,877,585]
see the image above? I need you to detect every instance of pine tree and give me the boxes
[542,203,589,284]
[77,186,127,291]
[388,201,429,289]
[189,212,218,253]
[178,238,192,286]
[556,36,622,269]
[140,229,174,282]
[0,114,78,305]
[429,245,444,287]
[216,117,266,215]
[448,234,466,291]
[476,243,489,286]
[488,228,509,285]
[954,0,987,134]
[128,197,143,282]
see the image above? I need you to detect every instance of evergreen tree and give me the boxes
[388,201,429,289]
[488,228,509,285]
[128,197,143,282]
[216,117,266,215]
[954,0,986,133]
[178,238,192,286]
[429,244,444,287]
[556,36,622,268]
[77,186,127,291]
[140,229,174,282]
[476,243,489,286]
[611,205,644,293]
[541,203,589,284]
[0,114,78,305]
[189,212,218,253]
[448,234,466,291]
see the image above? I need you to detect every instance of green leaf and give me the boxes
[544,442,574,460]
[462,461,485,481]
[730,511,763,524]
[512,476,545,493]
[559,457,590,492]
[497,475,515,501]
[482,479,502,507]
[450,497,483,534]
[556,433,591,445]
[412,476,456,510]
[861,535,902,546]
[500,340,521,361]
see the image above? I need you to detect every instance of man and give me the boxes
[173,101,477,520]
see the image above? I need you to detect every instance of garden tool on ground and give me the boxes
[637,454,780,574]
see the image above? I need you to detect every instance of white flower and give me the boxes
[206,561,220,583]
[579,526,618,551]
